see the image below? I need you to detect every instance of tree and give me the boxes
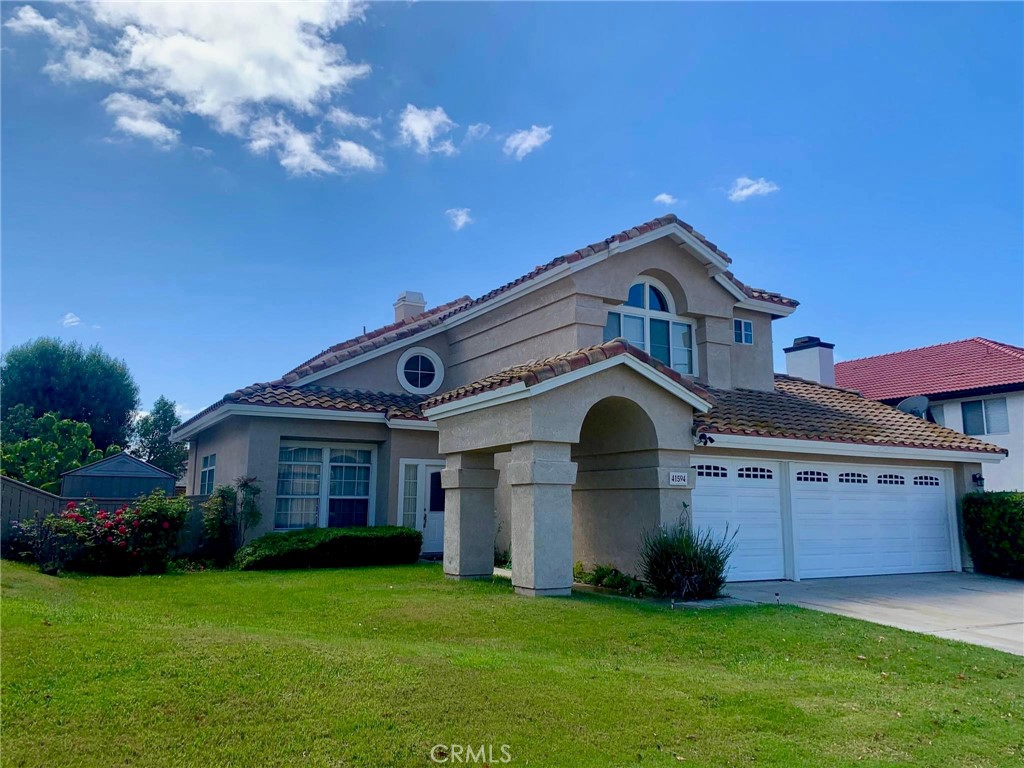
[0,412,120,494]
[1,338,140,450]
[133,396,188,477]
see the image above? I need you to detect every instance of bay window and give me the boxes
[603,277,696,375]
[275,443,375,530]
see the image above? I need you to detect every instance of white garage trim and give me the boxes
[706,434,1005,463]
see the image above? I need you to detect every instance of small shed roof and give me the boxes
[61,452,177,479]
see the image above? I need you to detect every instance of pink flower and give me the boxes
[117,525,127,534]
[104,521,114,529]
[161,521,170,529]
[97,512,108,520]
[65,501,77,510]
[118,541,127,549]
[106,536,114,543]
[132,520,141,528]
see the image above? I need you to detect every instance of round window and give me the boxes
[397,348,444,395]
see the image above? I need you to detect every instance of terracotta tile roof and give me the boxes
[834,337,1024,401]
[283,214,798,382]
[423,339,713,410]
[178,383,428,431]
[695,375,1006,455]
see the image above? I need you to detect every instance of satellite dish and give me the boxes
[896,395,930,419]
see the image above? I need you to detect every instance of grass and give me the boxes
[1,561,1021,768]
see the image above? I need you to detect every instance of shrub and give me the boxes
[200,476,263,566]
[15,491,191,576]
[573,561,648,598]
[962,492,1024,579]
[235,526,423,571]
[639,518,736,601]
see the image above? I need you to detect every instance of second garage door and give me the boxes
[792,463,954,579]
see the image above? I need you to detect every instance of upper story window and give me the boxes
[733,319,753,345]
[397,347,444,395]
[603,277,695,375]
[961,397,1009,436]
[199,454,216,495]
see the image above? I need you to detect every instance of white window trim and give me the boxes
[397,347,445,395]
[199,454,216,495]
[733,318,754,345]
[275,441,378,531]
[605,277,699,377]
[961,397,1009,436]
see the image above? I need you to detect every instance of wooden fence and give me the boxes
[1,475,62,541]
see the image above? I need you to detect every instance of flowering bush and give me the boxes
[16,491,191,576]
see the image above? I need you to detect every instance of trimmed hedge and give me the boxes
[962,492,1024,580]
[234,526,423,571]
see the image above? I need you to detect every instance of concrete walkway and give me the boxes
[727,572,1024,656]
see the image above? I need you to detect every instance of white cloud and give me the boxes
[248,114,334,175]
[192,146,214,158]
[61,312,82,327]
[445,208,473,231]
[464,122,490,142]
[326,106,379,134]
[103,92,180,148]
[653,193,677,206]
[728,176,780,202]
[9,1,374,172]
[43,48,124,83]
[4,5,89,48]
[332,139,382,171]
[398,104,457,155]
[502,125,551,160]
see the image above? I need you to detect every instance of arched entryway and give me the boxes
[424,342,710,596]
[572,397,668,577]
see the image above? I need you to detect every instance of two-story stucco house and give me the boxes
[174,215,1006,596]
[835,338,1023,491]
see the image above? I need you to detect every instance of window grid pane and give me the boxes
[622,314,645,350]
[603,311,621,343]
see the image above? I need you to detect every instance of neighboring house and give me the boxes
[173,215,1006,595]
[835,338,1023,491]
[61,452,178,511]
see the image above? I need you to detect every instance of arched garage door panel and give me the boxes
[792,464,953,579]
[691,460,784,582]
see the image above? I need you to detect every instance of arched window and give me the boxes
[604,277,696,375]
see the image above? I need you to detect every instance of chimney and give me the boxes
[784,336,836,386]
[393,291,426,323]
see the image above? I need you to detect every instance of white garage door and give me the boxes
[691,459,784,582]
[792,463,953,579]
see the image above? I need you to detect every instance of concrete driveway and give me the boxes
[727,572,1024,656]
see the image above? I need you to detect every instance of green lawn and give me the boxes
[2,562,1021,768]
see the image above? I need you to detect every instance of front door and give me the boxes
[400,460,446,555]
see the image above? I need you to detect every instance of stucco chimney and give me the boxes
[784,336,836,386]
[393,291,427,323]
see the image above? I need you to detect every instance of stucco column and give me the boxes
[656,449,694,530]
[506,441,578,597]
[441,452,499,580]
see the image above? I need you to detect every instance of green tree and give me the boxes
[0,412,120,494]
[1,338,140,450]
[133,396,188,477]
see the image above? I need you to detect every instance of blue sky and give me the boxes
[3,1,1021,419]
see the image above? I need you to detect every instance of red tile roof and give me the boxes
[696,376,1006,455]
[180,352,1004,456]
[834,338,1024,401]
[422,339,712,410]
[282,214,798,382]
[178,384,428,431]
